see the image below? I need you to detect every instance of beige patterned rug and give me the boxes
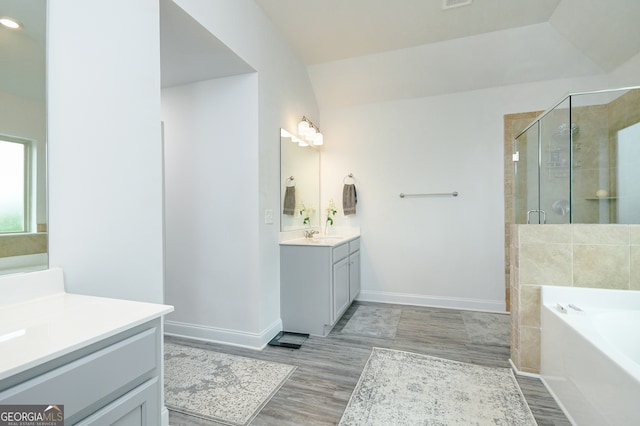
[339,347,536,425]
[164,343,295,425]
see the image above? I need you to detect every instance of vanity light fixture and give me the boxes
[0,17,21,29]
[298,116,324,146]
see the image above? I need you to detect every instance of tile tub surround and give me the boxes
[510,224,640,374]
[0,233,47,258]
[504,111,543,311]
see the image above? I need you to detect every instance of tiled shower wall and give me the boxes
[510,224,640,374]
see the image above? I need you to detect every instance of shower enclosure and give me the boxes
[514,86,640,224]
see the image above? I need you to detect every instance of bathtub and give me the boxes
[540,286,640,426]
[0,253,48,275]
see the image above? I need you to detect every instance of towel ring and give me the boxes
[286,176,296,187]
[343,173,355,184]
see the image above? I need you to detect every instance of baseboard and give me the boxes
[509,358,541,378]
[357,290,506,313]
[161,406,169,426]
[164,319,282,350]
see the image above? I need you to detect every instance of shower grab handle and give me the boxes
[527,209,546,224]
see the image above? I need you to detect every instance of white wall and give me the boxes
[47,0,164,303]
[166,0,318,347]
[608,51,640,89]
[162,75,264,343]
[321,75,607,312]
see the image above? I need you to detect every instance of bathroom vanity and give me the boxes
[0,268,173,425]
[280,235,360,336]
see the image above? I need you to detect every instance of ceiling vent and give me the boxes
[442,0,473,10]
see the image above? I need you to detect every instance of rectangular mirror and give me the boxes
[0,0,47,275]
[280,129,320,231]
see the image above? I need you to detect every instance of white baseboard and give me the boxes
[509,358,541,378]
[161,406,169,426]
[164,319,282,350]
[357,290,506,313]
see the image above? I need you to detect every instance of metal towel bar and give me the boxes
[399,192,459,198]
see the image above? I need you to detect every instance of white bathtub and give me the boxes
[540,286,640,426]
[0,253,48,275]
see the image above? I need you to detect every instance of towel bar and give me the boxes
[399,192,458,198]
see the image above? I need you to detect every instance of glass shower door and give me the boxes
[514,122,541,223]
[539,98,571,224]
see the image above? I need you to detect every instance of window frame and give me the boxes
[0,135,34,234]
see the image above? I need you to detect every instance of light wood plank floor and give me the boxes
[167,301,570,426]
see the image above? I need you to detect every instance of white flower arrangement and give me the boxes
[325,199,337,226]
[298,203,315,225]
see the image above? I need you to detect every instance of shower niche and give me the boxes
[513,86,640,224]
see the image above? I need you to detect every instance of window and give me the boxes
[0,137,31,233]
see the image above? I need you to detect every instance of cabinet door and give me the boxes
[349,250,361,301]
[75,378,159,426]
[332,257,350,323]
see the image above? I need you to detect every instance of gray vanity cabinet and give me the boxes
[0,319,163,426]
[280,237,360,336]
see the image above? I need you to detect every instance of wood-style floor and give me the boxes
[167,301,570,426]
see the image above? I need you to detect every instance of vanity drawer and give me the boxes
[0,327,157,423]
[333,243,349,262]
[349,238,360,253]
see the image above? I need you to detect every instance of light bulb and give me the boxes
[313,132,324,146]
[0,18,21,29]
[298,119,310,136]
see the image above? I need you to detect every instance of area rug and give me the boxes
[462,311,510,346]
[339,347,536,426]
[340,305,402,339]
[164,343,296,425]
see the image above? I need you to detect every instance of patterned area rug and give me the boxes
[462,311,510,346]
[339,348,536,426]
[340,305,402,339]
[164,343,296,426]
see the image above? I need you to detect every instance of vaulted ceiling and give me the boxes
[255,0,640,107]
[3,1,640,108]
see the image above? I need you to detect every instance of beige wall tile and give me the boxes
[572,224,629,245]
[519,243,572,286]
[511,224,519,248]
[520,285,541,327]
[510,314,520,370]
[519,225,571,245]
[573,245,630,289]
[0,234,48,258]
[520,326,540,373]
[631,246,640,290]
[630,226,640,245]
[511,347,521,371]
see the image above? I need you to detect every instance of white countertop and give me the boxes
[0,268,173,382]
[279,234,359,247]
